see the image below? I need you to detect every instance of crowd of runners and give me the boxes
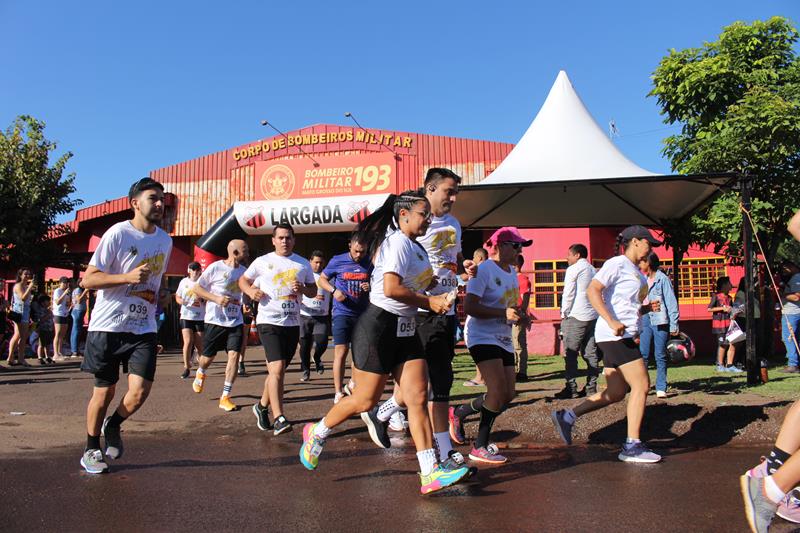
[2,171,799,530]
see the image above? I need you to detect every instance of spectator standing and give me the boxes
[513,254,532,382]
[70,282,89,358]
[52,276,71,358]
[7,268,35,366]
[779,262,800,373]
[708,276,741,373]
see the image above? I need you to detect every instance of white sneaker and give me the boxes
[656,390,667,398]
[388,411,408,432]
[334,392,344,404]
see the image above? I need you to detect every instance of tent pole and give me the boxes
[672,246,681,300]
[741,175,759,385]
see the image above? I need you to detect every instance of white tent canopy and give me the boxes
[452,71,734,228]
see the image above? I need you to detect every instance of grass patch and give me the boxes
[449,350,800,403]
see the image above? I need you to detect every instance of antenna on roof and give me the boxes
[608,120,619,140]
[260,120,320,167]
[344,112,401,159]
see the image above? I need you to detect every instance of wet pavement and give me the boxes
[0,351,796,532]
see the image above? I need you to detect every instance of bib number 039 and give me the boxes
[128,303,148,318]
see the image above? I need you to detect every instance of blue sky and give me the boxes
[1,1,796,219]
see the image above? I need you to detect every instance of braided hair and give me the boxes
[355,189,429,259]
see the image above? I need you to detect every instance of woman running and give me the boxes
[449,227,530,464]
[551,225,663,463]
[299,190,469,495]
[7,268,35,366]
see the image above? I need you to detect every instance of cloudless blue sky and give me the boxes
[1,1,796,220]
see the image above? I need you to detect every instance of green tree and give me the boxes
[0,115,82,270]
[651,16,800,266]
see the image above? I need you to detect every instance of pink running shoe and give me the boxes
[468,443,507,464]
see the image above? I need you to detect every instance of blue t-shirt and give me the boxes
[322,252,372,317]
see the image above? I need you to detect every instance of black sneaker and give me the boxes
[300,370,310,382]
[515,373,529,383]
[360,406,391,449]
[101,417,124,460]
[316,362,324,375]
[581,385,597,397]
[252,402,272,431]
[238,363,247,377]
[180,368,190,379]
[554,385,579,399]
[273,415,292,436]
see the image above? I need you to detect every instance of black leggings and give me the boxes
[299,334,328,371]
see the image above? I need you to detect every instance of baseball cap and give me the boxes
[188,262,201,271]
[620,225,662,246]
[487,227,533,247]
[128,177,164,202]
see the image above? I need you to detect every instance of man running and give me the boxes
[240,223,317,435]
[298,250,331,382]
[318,233,372,403]
[175,261,204,379]
[191,239,249,412]
[79,177,172,474]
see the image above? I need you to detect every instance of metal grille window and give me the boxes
[660,257,728,303]
[532,260,568,309]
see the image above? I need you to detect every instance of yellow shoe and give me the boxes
[219,396,237,412]
[192,373,205,393]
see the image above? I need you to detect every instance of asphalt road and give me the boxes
[0,350,794,532]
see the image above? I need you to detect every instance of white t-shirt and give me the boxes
[371,230,434,317]
[245,252,316,327]
[464,260,519,352]
[301,272,331,317]
[52,287,71,317]
[592,255,648,342]
[416,214,462,316]
[177,277,204,321]
[88,221,173,334]
[198,260,246,327]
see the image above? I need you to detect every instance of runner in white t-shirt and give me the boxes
[78,178,173,475]
[299,190,469,495]
[552,225,664,464]
[191,240,249,413]
[451,227,529,464]
[298,251,332,382]
[240,223,317,436]
[51,276,71,358]
[175,261,204,379]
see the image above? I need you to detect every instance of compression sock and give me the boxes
[767,447,791,475]
[454,394,485,420]
[417,448,438,476]
[106,410,127,428]
[434,431,453,461]
[313,418,332,439]
[377,396,401,422]
[475,406,500,449]
[87,434,101,451]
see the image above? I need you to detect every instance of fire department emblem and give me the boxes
[260,164,295,200]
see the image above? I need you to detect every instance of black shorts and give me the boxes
[258,323,300,363]
[180,319,205,332]
[53,315,69,325]
[81,331,158,387]
[715,333,730,348]
[597,339,642,368]
[8,311,22,324]
[244,314,253,326]
[301,315,330,338]
[39,329,55,345]
[417,312,457,402]
[352,304,425,375]
[203,323,243,356]
[469,344,515,367]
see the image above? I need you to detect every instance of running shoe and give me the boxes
[192,373,205,393]
[551,410,573,445]
[716,364,727,372]
[101,417,124,460]
[419,463,470,495]
[740,474,777,533]
[316,362,324,375]
[252,402,272,431]
[778,489,800,524]
[238,363,247,377]
[443,450,478,478]
[219,396,238,412]
[343,380,355,396]
[388,410,408,432]
[80,449,109,474]
[361,406,391,449]
[273,415,292,436]
[469,443,507,464]
[746,458,768,478]
[656,390,667,399]
[618,442,662,463]
[300,370,310,382]
[448,406,465,445]
[299,423,325,470]
[180,368,190,379]
[333,392,344,404]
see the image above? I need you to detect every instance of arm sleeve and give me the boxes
[560,265,577,317]
[592,259,618,289]
[466,266,487,298]
[198,263,214,290]
[662,275,680,330]
[302,262,316,284]
[382,238,410,279]
[88,226,121,273]
[322,256,338,281]
[243,259,259,281]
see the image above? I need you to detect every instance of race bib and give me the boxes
[397,316,416,337]
[224,299,241,318]
[127,302,149,321]
[281,300,298,318]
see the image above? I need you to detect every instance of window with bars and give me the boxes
[660,257,728,303]
[531,260,568,309]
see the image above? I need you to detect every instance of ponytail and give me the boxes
[355,189,428,259]
[614,234,631,256]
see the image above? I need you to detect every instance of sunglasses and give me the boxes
[410,210,432,221]
[501,241,523,250]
